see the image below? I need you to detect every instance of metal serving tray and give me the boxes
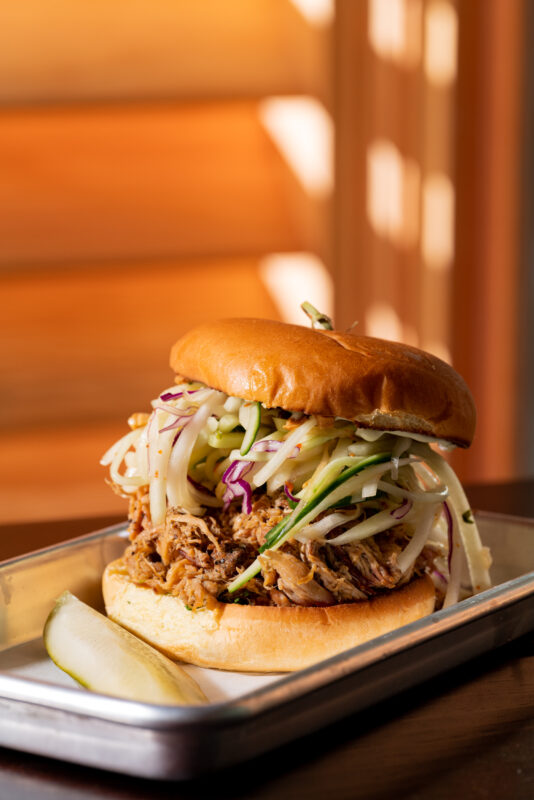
[0,512,533,780]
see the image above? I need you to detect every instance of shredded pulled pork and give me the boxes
[122,486,435,609]
[259,550,335,606]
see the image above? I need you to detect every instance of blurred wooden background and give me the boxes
[0,0,529,524]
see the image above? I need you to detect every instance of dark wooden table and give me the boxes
[2,481,534,800]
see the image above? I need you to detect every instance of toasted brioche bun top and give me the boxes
[170,318,475,447]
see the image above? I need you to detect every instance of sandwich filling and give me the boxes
[102,382,492,611]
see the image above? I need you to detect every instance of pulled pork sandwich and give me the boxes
[101,314,491,672]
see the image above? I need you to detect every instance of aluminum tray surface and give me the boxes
[0,512,533,780]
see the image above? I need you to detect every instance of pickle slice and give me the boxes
[43,591,207,706]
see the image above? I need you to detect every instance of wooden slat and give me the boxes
[0,258,280,429]
[334,3,425,345]
[1,423,129,524]
[0,0,330,105]
[453,0,523,483]
[0,102,319,265]
[333,1,370,331]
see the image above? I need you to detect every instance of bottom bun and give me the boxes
[102,559,436,672]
